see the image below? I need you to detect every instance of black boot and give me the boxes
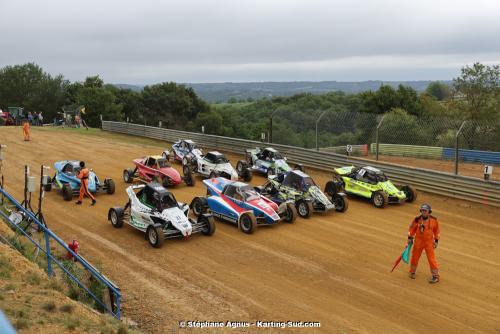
[91,199,96,206]
[428,276,439,284]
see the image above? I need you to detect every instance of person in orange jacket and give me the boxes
[76,161,96,206]
[408,203,440,283]
[22,119,30,141]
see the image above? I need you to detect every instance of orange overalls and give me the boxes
[77,168,95,202]
[408,215,440,277]
[22,122,30,141]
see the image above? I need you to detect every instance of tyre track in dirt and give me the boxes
[1,127,499,334]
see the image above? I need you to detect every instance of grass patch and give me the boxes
[60,303,74,313]
[41,301,57,313]
[14,318,30,330]
[64,317,80,330]
[117,323,130,334]
[26,271,42,285]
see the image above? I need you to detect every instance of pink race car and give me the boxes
[123,155,194,187]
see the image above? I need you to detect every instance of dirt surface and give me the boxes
[365,154,500,181]
[1,126,500,334]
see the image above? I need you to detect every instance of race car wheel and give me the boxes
[108,207,124,228]
[266,168,275,178]
[324,180,344,196]
[43,176,52,192]
[209,171,218,179]
[242,168,253,182]
[372,191,388,208]
[190,197,207,216]
[236,160,247,174]
[183,165,196,187]
[296,199,313,218]
[294,164,304,172]
[199,215,216,236]
[147,226,164,248]
[182,157,189,166]
[105,179,116,194]
[162,152,170,161]
[162,177,171,188]
[123,169,134,183]
[401,185,417,203]
[239,212,257,234]
[332,193,349,212]
[62,184,73,201]
[282,202,298,223]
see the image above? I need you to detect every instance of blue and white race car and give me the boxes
[45,160,115,201]
[163,139,203,164]
[190,177,297,234]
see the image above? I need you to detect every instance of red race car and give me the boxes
[123,155,194,187]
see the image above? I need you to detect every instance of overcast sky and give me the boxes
[1,0,500,84]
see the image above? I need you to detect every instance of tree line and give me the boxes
[0,62,498,151]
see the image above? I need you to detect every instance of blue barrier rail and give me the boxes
[0,186,121,319]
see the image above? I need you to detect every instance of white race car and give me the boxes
[183,151,252,182]
[108,183,215,248]
[162,139,203,163]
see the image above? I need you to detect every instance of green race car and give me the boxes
[326,165,416,208]
[245,147,302,177]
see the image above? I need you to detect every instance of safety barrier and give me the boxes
[370,143,500,164]
[0,186,121,319]
[102,121,500,207]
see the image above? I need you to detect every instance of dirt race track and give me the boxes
[1,127,500,334]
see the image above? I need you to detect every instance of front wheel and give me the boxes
[266,168,275,178]
[296,199,313,218]
[108,207,124,228]
[372,191,388,208]
[332,193,349,212]
[401,185,417,203]
[239,212,257,234]
[183,165,196,186]
[162,152,170,161]
[281,202,298,223]
[199,215,216,236]
[146,226,164,248]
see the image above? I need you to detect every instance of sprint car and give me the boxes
[183,151,252,182]
[190,177,297,234]
[245,147,302,177]
[163,139,203,163]
[328,165,417,208]
[108,183,215,248]
[44,160,115,201]
[256,170,348,218]
[123,155,195,187]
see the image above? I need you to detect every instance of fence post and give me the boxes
[375,115,386,161]
[455,121,466,175]
[44,230,52,276]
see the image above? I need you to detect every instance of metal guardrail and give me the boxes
[0,186,122,319]
[102,121,500,207]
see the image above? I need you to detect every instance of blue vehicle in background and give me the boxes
[45,160,115,201]
[190,177,296,234]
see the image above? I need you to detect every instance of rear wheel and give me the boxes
[43,176,52,192]
[332,193,349,212]
[123,169,134,183]
[62,184,73,201]
[296,199,313,218]
[105,179,115,194]
[190,197,207,217]
[401,185,417,203]
[209,171,218,179]
[109,207,124,228]
[162,177,171,188]
[239,212,257,234]
[199,215,216,236]
[372,191,388,208]
[147,226,164,248]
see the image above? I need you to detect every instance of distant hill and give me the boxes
[113,80,451,103]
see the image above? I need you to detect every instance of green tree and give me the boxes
[142,82,209,128]
[425,81,451,101]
